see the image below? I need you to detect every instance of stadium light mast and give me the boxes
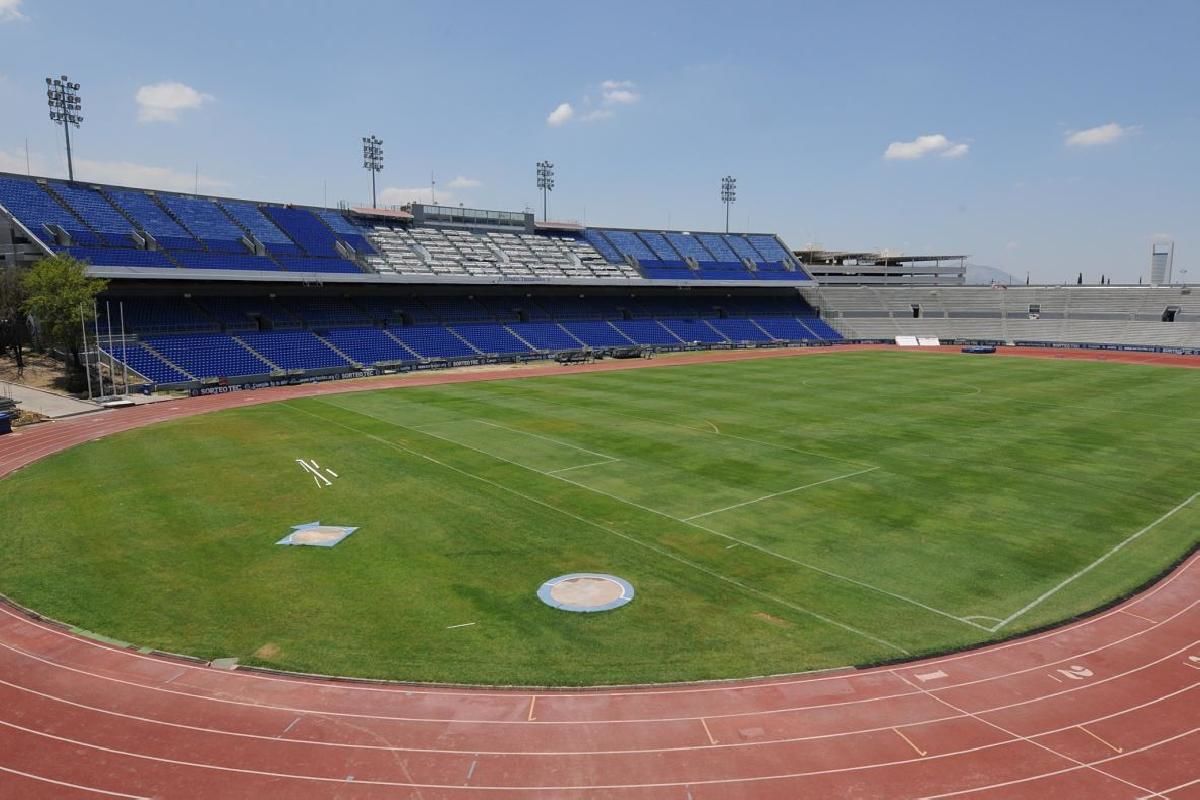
[362,135,383,208]
[721,175,736,233]
[536,160,554,222]
[46,75,83,182]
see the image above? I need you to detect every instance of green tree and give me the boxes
[21,254,108,370]
[0,265,28,370]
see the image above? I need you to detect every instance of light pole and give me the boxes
[721,175,736,233]
[362,135,383,208]
[536,161,554,222]
[46,75,82,181]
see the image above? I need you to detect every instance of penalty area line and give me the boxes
[683,467,880,521]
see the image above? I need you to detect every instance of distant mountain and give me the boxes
[965,263,1020,285]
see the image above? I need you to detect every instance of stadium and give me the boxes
[1,5,1198,798]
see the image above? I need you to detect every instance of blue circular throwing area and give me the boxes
[538,573,635,613]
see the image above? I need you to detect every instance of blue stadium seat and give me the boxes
[802,317,842,340]
[560,321,635,347]
[612,320,682,345]
[239,331,350,370]
[321,327,415,364]
[450,323,534,355]
[313,209,376,255]
[51,183,136,247]
[582,230,623,263]
[173,252,279,271]
[276,256,362,274]
[105,188,202,251]
[710,318,774,342]
[66,247,175,268]
[637,231,682,261]
[103,343,191,384]
[219,200,304,256]
[665,233,713,262]
[0,176,100,246]
[261,206,344,258]
[158,194,250,253]
[506,322,583,350]
[753,317,819,340]
[602,230,656,262]
[660,318,728,344]
[144,333,271,379]
[696,234,739,262]
[389,325,479,359]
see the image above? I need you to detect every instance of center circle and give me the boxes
[537,573,635,613]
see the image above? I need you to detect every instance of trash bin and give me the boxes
[0,412,12,435]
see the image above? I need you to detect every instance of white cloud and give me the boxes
[546,102,574,127]
[600,79,640,105]
[446,176,481,189]
[378,186,453,206]
[135,81,214,123]
[884,133,969,160]
[0,0,26,22]
[1064,122,1136,147]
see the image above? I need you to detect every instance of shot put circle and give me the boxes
[537,573,635,613]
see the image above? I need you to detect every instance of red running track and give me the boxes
[0,344,1197,799]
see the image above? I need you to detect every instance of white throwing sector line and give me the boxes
[445,622,476,630]
[684,467,880,521]
[325,469,338,478]
[992,490,1199,632]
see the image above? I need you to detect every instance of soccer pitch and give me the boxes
[2,351,1197,685]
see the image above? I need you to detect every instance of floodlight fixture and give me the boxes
[362,134,384,208]
[536,160,555,222]
[46,74,83,181]
[721,175,736,233]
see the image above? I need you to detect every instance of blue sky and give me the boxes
[1,0,1197,282]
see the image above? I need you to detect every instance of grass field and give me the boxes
[1,351,1198,685]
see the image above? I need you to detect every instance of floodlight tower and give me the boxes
[721,175,736,233]
[536,160,554,222]
[46,75,83,181]
[362,135,383,208]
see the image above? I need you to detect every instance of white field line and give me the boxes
[383,415,984,633]
[286,404,909,655]
[683,467,880,521]
[471,419,618,461]
[992,491,1200,632]
[546,460,620,475]
[296,459,331,486]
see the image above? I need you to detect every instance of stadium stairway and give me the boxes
[232,335,280,371]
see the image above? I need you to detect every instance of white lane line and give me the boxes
[0,763,149,798]
[0,657,1192,758]
[993,491,1199,632]
[0,703,1194,792]
[683,467,880,521]
[892,670,1163,800]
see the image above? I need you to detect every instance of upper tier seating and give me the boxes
[665,233,713,262]
[0,177,99,245]
[697,234,739,262]
[105,188,202,251]
[604,230,656,262]
[173,252,278,271]
[261,206,343,258]
[158,194,249,253]
[638,231,682,261]
[314,209,376,255]
[52,184,136,246]
[276,255,363,274]
[218,200,303,256]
